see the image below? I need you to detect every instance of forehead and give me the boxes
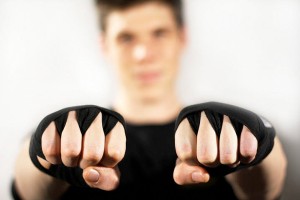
[105,2,177,36]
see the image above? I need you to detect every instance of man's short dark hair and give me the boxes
[94,0,184,32]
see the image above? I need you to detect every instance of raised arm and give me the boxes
[225,136,287,200]
[14,137,69,200]
[173,102,287,200]
[13,106,126,200]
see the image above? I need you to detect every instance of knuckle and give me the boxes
[241,147,253,155]
[62,157,78,167]
[44,154,60,164]
[177,144,194,160]
[197,154,216,164]
[107,149,124,162]
[47,157,61,165]
[43,147,58,158]
[83,152,101,164]
[220,154,236,164]
[241,148,256,158]
[62,147,80,158]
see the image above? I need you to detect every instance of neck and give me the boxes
[112,90,183,124]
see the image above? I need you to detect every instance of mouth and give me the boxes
[135,71,161,84]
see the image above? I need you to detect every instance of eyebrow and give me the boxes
[153,27,172,33]
[115,29,134,39]
[113,22,176,42]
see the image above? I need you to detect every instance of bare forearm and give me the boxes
[14,138,69,200]
[225,136,287,200]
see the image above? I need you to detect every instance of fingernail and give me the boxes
[86,169,100,183]
[192,171,209,183]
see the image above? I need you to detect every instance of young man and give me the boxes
[12,0,287,199]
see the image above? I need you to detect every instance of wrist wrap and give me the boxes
[174,102,276,176]
[29,105,125,187]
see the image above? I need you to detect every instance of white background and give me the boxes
[0,0,299,199]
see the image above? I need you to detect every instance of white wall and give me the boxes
[0,0,299,199]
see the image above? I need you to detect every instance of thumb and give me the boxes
[83,166,121,191]
[173,158,210,185]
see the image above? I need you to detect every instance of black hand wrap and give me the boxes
[174,102,276,176]
[29,105,125,187]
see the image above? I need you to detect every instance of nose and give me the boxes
[132,43,154,63]
[133,45,146,61]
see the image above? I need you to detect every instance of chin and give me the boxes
[135,88,165,103]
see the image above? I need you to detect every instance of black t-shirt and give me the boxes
[12,120,238,199]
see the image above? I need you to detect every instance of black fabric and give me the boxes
[13,118,238,199]
[15,102,274,199]
[29,105,125,187]
[175,101,276,177]
[11,181,21,200]
[59,121,238,199]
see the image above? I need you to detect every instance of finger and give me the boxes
[61,111,82,167]
[42,121,62,164]
[79,112,105,169]
[83,166,121,191]
[239,126,257,164]
[219,116,238,166]
[197,111,218,167]
[175,118,197,162]
[100,122,126,167]
[173,158,210,185]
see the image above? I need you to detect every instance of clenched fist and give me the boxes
[29,105,126,191]
[173,102,275,185]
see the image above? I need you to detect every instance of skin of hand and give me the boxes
[173,111,287,200]
[40,111,126,191]
[173,111,258,184]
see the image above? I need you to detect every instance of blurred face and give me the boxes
[101,2,186,101]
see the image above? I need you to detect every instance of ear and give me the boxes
[98,32,108,58]
[178,26,188,50]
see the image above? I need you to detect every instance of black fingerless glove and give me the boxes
[29,105,126,187]
[174,101,276,176]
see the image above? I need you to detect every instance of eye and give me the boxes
[118,33,134,44]
[153,29,168,38]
